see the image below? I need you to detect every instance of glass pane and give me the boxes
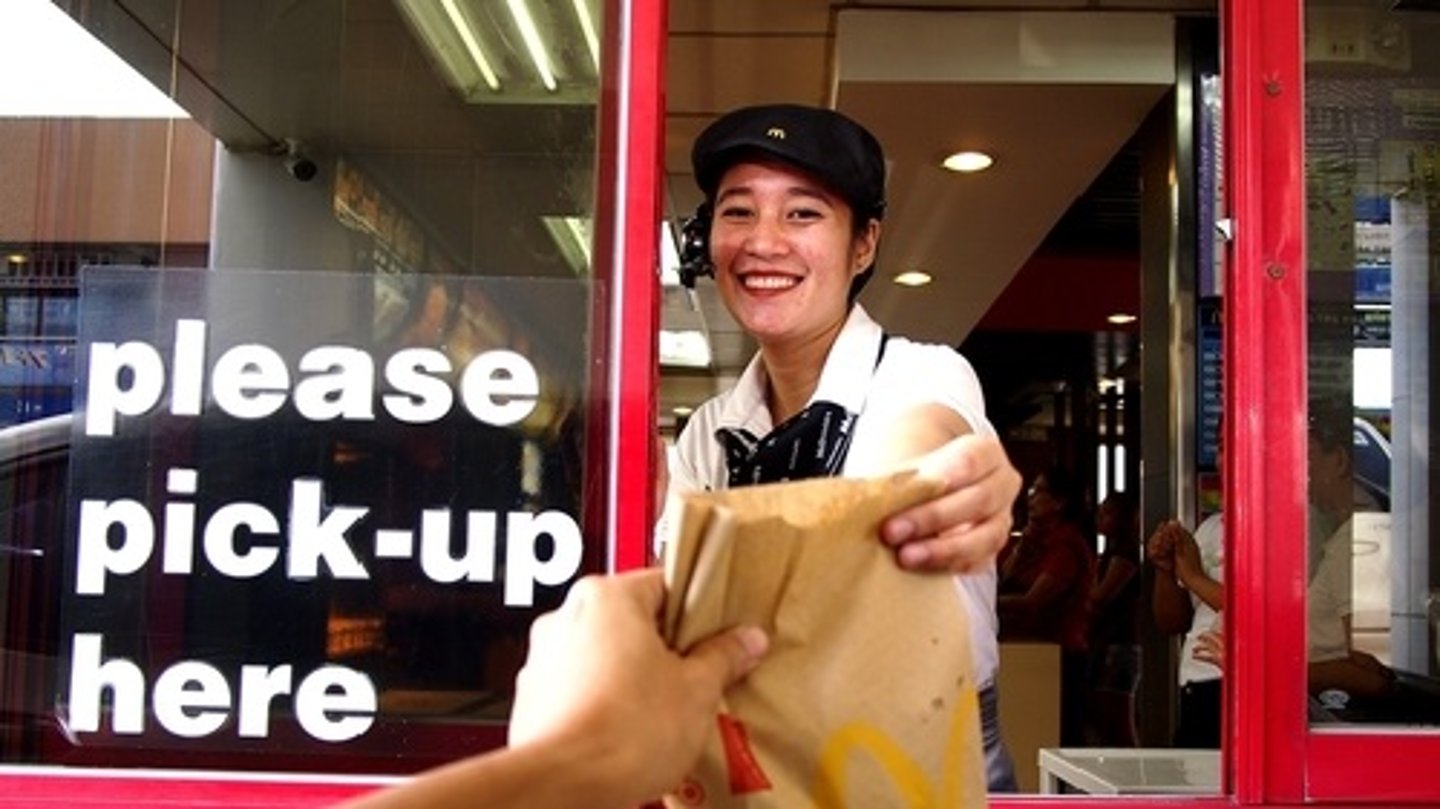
[1,0,609,774]
[1304,0,1440,729]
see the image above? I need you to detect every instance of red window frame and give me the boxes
[4,0,1437,805]
[1227,0,1440,805]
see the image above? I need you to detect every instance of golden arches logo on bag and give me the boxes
[808,685,981,809]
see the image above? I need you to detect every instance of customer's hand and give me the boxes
[509,569,768,801]
[880,433,1022,573]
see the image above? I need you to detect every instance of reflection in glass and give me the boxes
[1304,0,1440,728]
[0,0,607,775]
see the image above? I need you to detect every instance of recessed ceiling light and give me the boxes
[1107,312,1138,325]
[673,405,694,417]
[893,270,932,287]
[7,253,28,265]
[942,151,994,173]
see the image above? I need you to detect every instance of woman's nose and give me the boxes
[741,212,787,256]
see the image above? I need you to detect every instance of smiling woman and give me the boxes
[662,102,1025,795]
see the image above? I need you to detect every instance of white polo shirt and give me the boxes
[663,304,1002,688]
[1307,517,1354,663]
[1178,512,1225,686]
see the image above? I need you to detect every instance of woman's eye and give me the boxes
[717,205,753,220]
[787,207,823,221]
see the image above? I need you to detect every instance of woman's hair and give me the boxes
[1097,489,1138,535]
[1034,466,1085,524]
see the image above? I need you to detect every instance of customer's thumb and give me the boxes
[685,625,769,691]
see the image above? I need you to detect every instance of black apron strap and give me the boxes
[718,333,890,487]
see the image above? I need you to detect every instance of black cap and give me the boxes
[691,104,886,222]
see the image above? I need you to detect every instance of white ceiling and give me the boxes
[659,0,1213,419]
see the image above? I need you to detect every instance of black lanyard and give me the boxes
[718,334,889,488]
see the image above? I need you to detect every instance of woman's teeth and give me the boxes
[742,275,798,290]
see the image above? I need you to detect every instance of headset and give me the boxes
[677,202,713,289]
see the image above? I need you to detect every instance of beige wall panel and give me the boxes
[0,119,213,246]
[669,0,831,34]
[666,36,831,179]
[0,122,44,241]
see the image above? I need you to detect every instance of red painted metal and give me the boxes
[1308,734,1440,802]
[7,0,1439,803]
[1225,0,1311,803]
[587,0,663,576]
[1251,0,1440,803]
[0,769,375,806]
[606,0,666,574]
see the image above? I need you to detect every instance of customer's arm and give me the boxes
[340,570,768,809]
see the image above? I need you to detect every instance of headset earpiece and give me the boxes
[678,203,713,289]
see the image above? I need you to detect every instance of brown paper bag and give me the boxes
[661,471,988,809]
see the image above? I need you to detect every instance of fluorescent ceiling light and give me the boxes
[551,217,682,284]
[571,0,600,71]
[660,221,682,287]
[1107,312,1137,325]
[396,0,598,104]
[541,215,591,274]
[441,0,501,91]
[659,329,712,368]
[942,151,994,173]
[893,270,932,287]
[0,0,188,119]
[507,0,558,92]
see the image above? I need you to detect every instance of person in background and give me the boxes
[1084,489,1142,746]
[662,103,1023,791]
[1193,628,1225,670]
[1305,410,1396,712]
[998,467,1096,745]
[1161,416,1440,726]
[340,569,769,809]
[998,469,1095,647]
[1148,511,1225,747]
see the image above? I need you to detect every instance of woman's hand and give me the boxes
[1146,521,1181,573]
[879,433,1021,573]
[1193,629,1225,669]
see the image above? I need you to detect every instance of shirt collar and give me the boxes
[714,304,883,436]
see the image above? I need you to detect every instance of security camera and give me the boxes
[282,139,318,183]
[285,153,318,183]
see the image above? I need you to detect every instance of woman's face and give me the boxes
[708,159,878,349]
[1026,475,1062,522]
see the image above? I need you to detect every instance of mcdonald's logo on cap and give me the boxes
[766,126,786,140]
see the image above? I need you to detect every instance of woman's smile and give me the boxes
[737,271,801,292]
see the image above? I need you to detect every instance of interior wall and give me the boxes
[209,148,351,272]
